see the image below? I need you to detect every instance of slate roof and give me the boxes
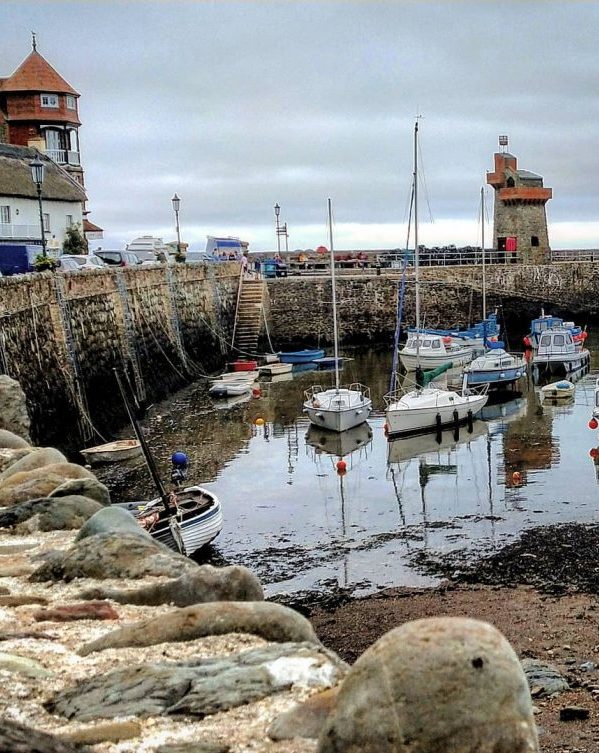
[0,51,79,96]
[0,144,86,202]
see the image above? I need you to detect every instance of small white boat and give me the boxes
[81,439,142,465]
[464,349,526,388]
[258,362,293,376]
[399,334,474,371]
[533,327,590,374]
[540,380,575,400]
[304,383,372,432]
[212,370,259,382]
[209,380,254,398]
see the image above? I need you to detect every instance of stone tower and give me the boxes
[486,138,552,264]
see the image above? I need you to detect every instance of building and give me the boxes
[0,37,102,240]
[487,137,552,264]
[0,143,86,248]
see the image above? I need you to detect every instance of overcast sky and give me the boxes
[3,1,599,251]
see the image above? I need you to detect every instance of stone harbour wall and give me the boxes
[0,263,239,451]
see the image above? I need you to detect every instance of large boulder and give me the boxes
[49,642,345,721]
[0,495,102,531]
[0,429,30,449]
[49,477,110,506]
[0,375,31,442]
[0,718,91,753]
[0,464,95,506]
[0,447,31,473]
[79,601,320,656]
[79,564,264,606]
[0,447,67,482]
[75,505,152,541]
[317,617,539,753]
[30,531,197,583]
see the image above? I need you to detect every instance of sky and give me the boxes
[3,0,599,252]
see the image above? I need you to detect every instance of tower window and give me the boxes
[66,95,76,110]
[506,177,515,187]
[40,93,59,108]
[531,236,539,246]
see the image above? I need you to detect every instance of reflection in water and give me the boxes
[96,342,599,596]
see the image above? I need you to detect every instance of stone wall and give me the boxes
[0,263,239,451]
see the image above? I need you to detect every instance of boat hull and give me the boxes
[465,365,525,388]
[279,349,326,364]
[533,349,590,375]
[230,360,258,372]
[81,440,142,465]
[386,390,488,436]
[303,387,372,432]
[399,349,473,370]
[258,363,293,376]
[209,381,252,397]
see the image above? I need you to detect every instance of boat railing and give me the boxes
[304,383,371,402]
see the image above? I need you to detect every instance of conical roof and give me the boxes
[1,50,78,95]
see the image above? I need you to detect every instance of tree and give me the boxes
[62,222,88,255]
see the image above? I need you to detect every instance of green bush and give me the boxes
[62,223,88,255]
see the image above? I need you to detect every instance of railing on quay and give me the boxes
[0,223,42,239]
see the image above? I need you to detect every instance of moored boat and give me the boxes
[524,311,587,349]
[258,362,293,376]
[81,439,142,465]
[278,348,325,364]
[464,349,526,389]
[540,380,575,401]
[229,359,258,372]
[209,379,254,397]
[399,333,473,371]
[533,327,590,374]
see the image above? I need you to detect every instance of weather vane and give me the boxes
[31,31,37,51]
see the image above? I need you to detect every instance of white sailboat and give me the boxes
[303,199,372,432]
[385,120,488,437]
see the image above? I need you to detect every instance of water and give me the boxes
[98,340,599,597]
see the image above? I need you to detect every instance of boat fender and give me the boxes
[453,409,459,431]
[435,413,442,432]
[467,410,473,432]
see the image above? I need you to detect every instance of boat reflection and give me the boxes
[386,420,488,465]
[305,421,373,458]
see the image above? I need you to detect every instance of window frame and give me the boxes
[40,93,59,108]
[0,205,10,224]
[43,213,51,232]
[65,95,76,110]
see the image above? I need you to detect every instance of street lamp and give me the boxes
[274,203,281,255]
[171,193,181,256]
[30,155,47,258]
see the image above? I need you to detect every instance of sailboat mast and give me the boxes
[481,186,486,320]
[414,120,420,360]
[328,198,340,392]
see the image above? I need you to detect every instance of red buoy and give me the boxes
[512,471,522,484]
[336,459,347,474]
[589,418,598,430]
[590,448,599,459]
[252,387,261,398]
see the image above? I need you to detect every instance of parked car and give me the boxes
[56,257,82,272]
[95,250,140,267]
[59,254,106,270]
[0,244,60,275]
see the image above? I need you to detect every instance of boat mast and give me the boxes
[328,197,340,392]
[481,186,486,320]
[414,120,420,366]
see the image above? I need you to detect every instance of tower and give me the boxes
[0,36,84,187]
[486,136,552,264]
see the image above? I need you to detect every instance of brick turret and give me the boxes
[487,143,552,264]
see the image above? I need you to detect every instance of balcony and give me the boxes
[45,149,81,166]
[0,223,43,240]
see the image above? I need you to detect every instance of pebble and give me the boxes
[59,720,142,744]
[560,706,590,722]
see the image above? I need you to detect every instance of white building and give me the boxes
[0,143,86,248]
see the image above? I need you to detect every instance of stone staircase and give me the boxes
[232,279,265,356]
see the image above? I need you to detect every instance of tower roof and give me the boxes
[0,50,79,96]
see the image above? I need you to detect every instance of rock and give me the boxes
[0,428,30,449]
[0,651,52,678]
[0,462,95,490]
[0,542,38,555]
[521,658,569,698]
[559,705,590,721]
[79,564,264,606]
[59,720,141,744]
[0,447,31,473]
[317,617,539,753]
[0,465,96,507]
[269,686,339,740]
[75,505,152,541]
[49,477,111,506]
[49,642,345,721]
[157,743,230,753]
[0,718,91,752]
[580,661,597,672]
[1,495,103,532]
[0,557,34,577]
[30,532,197,583]
[0,586,9,595]
[0,375,31,442]
[33,601,119,622]
[0,447,67,482]
[0,594,48,607]
[79,601,320,656]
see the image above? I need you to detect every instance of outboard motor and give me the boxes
[170,451,189,488]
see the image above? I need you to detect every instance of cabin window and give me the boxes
[423,339,432,348]
[0,206,10,224]
[531,236,539,246]
[40,93,59,108]
[540,335,551,347]
[66,95,76,110]
[553,334,565,346]
[431,340,441,349]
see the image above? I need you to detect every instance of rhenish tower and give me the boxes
[486,136,552,264]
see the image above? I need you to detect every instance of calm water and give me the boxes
[99,339,599,597]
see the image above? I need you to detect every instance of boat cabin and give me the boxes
[405,335,445,353]
[537,328,576,356]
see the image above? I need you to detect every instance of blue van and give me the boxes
[0,244,46,276]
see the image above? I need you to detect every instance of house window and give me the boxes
[43,213,50,232]
[0,206,10,224]
[40,93,59,108]
[66,95,76,110]
[531,236,539,246]
[66,215,73,227]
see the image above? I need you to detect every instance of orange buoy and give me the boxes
[383,423,389,435]
[512,471,522,484]
[252,387,261,398]
[336,459,347,474]
[255,417,265,426]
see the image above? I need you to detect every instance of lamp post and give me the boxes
[30,156,47,258]
[274,203,281,255]
[171,193,181,256]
